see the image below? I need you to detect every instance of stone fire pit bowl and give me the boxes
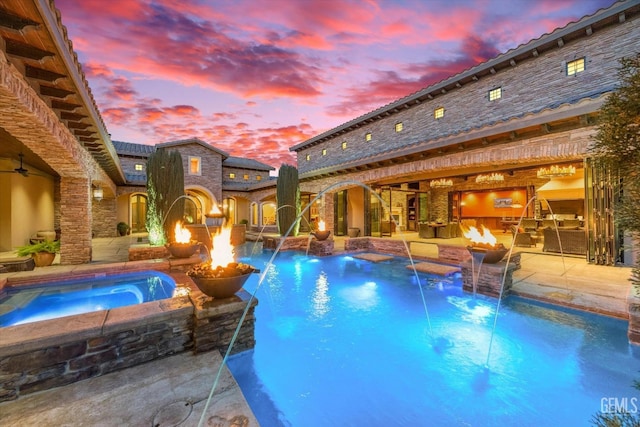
[188,263,256,298]
[166,241,200,258]
[312,230,331,241]
[190,274,252,298]
[467,244,509,264]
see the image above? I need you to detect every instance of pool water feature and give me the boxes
[227,249,640,426]
[0,271,176,327]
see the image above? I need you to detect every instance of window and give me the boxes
[489,87,502,101]
[434,107,445,119]
[365,132,372,141]
[395,122,403,132]
[243,174,249,180]
[322,148,327,156]
[188,156,201,175]
[229,173,235,179]
[134,163,143,171]
[256,175,262,181]
[567,57,585,76]
[306,154,311,161]
[342,141,347,150]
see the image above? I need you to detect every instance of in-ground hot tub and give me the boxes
[0,271,176,327]
[0,258,258,402]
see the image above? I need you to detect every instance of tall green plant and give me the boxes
[589,53,640,287]
[276,164,300,236]
[146,148,185,245]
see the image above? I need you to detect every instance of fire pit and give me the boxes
[312,219,331,240]
[462,225,509,264]
[167,222,200,258]
[166,242,200,258]
[313,230,331,241]
[467,243,508,264]
[187,223,257,298]
[188,262,255,298]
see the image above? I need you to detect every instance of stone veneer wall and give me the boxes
[179,143,224,203]
[461,260,518,299]
[262,236,334,256]
[59,177,92,264]
[294,12,638,174]
[92,198,117,238]
[344,237,410,257]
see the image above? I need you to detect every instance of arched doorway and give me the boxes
[131,194,147,233]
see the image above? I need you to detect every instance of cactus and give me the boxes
[276,164,300,236]
[146,148,185,245]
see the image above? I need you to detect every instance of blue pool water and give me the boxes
[228,249,640,426]
[0,271,176,327]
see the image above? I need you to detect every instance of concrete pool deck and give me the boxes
[0,231,634,425]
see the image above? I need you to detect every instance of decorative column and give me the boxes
[59,177,92,264]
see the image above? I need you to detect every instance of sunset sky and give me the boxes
[55,0,616,168]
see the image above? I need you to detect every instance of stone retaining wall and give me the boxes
[263,236,334,256]
[344,237,409,257]
[461,260,518,299]
[0,263,258,402]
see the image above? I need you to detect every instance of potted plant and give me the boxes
[117,222,130,236]
[16,240,60,267]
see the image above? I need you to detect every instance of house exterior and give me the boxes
[0,0,638,267]
[112,139,276,236]
[290,0,640,266]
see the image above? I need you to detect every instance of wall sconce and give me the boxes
[93,186,103,202]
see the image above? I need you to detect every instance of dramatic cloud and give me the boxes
[56,0,615,168]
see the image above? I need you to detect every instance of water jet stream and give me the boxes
[197,180,433,426]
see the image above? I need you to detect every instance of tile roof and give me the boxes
[223,156,275,171]
[112,140,155,156]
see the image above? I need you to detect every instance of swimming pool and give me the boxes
[227,249,640,426]
[0,271,176,327]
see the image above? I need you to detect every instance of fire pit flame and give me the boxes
[174,221,192,244]
[187,224,256,298]
[461,224,498,248]
[461,224,508,263]
[210,225,235,269]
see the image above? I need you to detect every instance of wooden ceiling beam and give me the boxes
[25,64,66,82]
[4,37,54,60]
[40,85,74,98]
[0,8,39,31]
[61,111,87,121]
[51,100,81,111]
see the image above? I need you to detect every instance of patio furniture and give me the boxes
[438,223,459,239]
[418,223,435,238]
[510,225,536,247]
[521,218,538,232]
[541,219,558,229]
[562,219,581,228]
[542,228,587,255]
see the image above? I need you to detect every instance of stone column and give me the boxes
[59,177,92,264]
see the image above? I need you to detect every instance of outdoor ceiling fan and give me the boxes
[0,154,46,178]
[13,153,29,176]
